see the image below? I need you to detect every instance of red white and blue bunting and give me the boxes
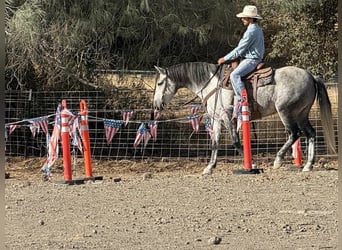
[5,102,218,175]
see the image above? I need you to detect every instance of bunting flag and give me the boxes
[41,133,53,181]
[121,109,134,126]
[154,109,160,120]
[41,103,62,177]
[237,119,242,133]
[190,104,201,114]
[69,111,78,131]
[134,123,151,148]
[187,114,201,133]
[9,124,20,135]
[148,120,158,141]
[103,119,123,145]
[71,131,83,153]
[29,117,49,135]
[29,122,40,137]
[143,130,151,148]
[70,114,80,139]
[205,116,215,141]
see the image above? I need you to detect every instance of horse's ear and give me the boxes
[154,65,166,74]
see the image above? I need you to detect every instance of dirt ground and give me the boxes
[5,157,338,250]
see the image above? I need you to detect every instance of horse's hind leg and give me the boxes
[273,123,300,169]
[300,120,316,171]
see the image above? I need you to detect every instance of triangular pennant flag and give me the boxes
[148,120,158,141]
[70,115,80,139]
[34,117,49,135]
[187,115,200,133]
[103,119,123,145]
[190,105,201,114]
[121,109,134,127]
[134,123,151,148]
[71,132,83,153]
[133,123,145,148]
[29,122,39,137]
[143,130,152,148]
[9,124,19,135]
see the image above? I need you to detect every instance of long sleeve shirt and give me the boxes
[223,23,264,62]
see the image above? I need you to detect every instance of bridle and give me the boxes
[151,68,169,120]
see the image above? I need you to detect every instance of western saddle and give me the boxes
[221,59,274,120]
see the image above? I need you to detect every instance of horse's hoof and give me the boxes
[273,161,283,169]
[202,168,212,176]
[302,165,313,172]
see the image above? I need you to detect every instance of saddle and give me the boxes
[221,59,274,120]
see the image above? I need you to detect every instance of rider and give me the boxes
[217,5,264,119]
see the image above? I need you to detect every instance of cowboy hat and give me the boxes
[236,5,262,19]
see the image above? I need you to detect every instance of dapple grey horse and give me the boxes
[153,62,336,175]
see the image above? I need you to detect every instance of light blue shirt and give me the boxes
[223,23,264,61]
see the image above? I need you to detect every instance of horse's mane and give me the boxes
[166,62,217,86]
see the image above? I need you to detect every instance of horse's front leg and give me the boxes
[202,140,218,175]
[231,118,243,155]
[202,121,221,175]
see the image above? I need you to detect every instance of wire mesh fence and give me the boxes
[5,83,338,165]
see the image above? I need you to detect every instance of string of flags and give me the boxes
[5,102,216,180]
[5,103,215,150]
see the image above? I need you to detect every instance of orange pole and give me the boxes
[241,89,252,170]
[293,138,303,166]
[80,100,93,178]
[61,100,72,181]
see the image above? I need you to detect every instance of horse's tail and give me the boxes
[313,76,336,154]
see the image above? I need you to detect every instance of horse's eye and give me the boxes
[157,81,164,86]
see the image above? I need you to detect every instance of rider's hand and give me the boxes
[217,57,225,65]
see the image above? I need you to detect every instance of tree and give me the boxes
[260,0,338,79]
[5,0,337,91]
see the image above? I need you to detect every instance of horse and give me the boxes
[153,62,336,175]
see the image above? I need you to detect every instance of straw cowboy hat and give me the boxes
[236,5,263,19]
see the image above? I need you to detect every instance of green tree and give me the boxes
[260,0,337,79]
[5,0,337,91]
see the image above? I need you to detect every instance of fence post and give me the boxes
[80,100,93,179]
[61,100,72,181]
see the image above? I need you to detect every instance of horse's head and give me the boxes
[153,66,177,110]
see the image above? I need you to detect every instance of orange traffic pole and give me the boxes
[241,89,252,170]
[292,138,303,166]
[80,100,93,178]
[61,100,72,181]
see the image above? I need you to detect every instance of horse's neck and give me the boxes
[190,76,220,100]
[169,62,220,100]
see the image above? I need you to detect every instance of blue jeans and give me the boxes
[230,58,260,100]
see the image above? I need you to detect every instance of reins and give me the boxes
[182,64,223,107]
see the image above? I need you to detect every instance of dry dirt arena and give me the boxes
[5,157,338,250]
